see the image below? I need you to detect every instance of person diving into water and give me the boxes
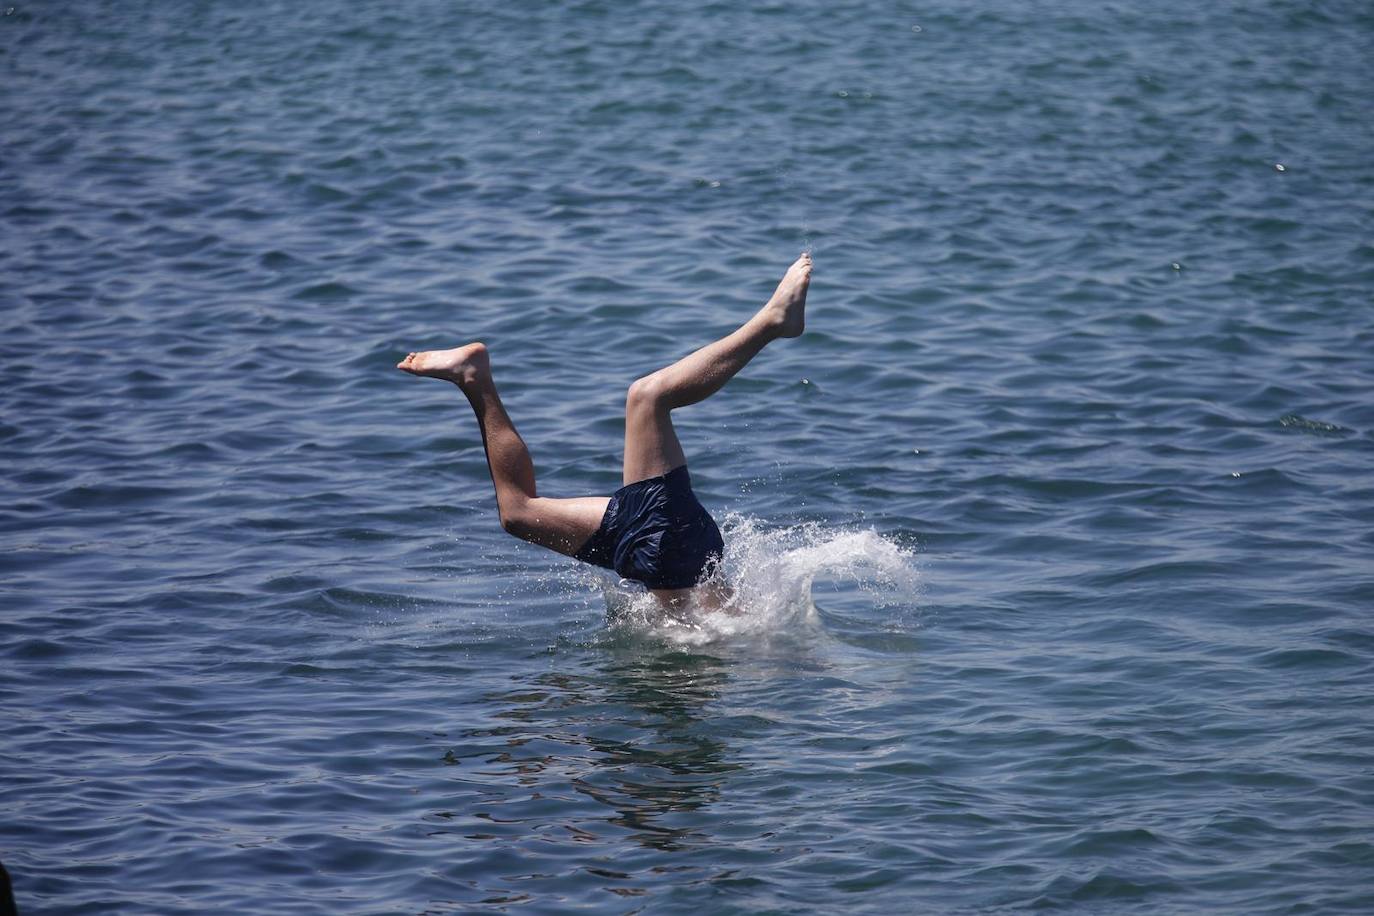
[397,252,812,610]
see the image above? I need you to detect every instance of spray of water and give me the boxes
[595,514,919,647]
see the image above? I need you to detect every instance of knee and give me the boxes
[627,372,666,413]
[498,500,534,539]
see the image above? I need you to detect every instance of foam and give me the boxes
[598,514,919,646]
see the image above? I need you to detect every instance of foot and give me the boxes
[396,341,489,386]
[761,252,811,338]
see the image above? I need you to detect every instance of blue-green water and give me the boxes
[4,1,1373,912]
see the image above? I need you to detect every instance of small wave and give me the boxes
[599,515,919,646]
[1278,414,1353,436]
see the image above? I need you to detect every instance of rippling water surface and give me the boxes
[4,1,1373,912]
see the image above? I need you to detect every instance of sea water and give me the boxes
[3,0,1373,912]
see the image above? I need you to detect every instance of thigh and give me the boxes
[511,495,611,558]
[623,402,687,485]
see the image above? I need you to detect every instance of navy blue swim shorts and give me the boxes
[573,465,724,590]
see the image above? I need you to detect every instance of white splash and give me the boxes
[599,515,919,646]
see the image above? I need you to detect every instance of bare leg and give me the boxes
[397,342,609,556]
[622,252,811,484]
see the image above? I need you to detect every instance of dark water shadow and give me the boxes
[448,641,742,859]
[565,644,742,852]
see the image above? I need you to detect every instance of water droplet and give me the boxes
[1274,163,1286,171]
[1171,262,1182,270]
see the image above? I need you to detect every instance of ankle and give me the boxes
[752,308,787,341]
